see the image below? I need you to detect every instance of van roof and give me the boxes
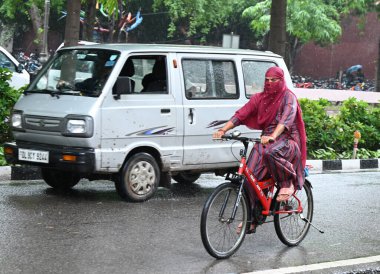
[58,43,283,58]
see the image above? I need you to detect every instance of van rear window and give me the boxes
[182,59,238,100]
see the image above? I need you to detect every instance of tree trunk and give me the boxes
[377,38,380,92]
[115,0,125,42]
[61,0,81,83]
[288,35,303,73]
[83,0,97,42]
[64,0,81,47]
[268,0,287,59]
[28,4,43,53]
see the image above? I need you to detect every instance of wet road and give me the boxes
[0,172,379,274]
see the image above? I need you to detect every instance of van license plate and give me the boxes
[18,149,49,163]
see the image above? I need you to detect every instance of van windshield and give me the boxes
[27,49,120,97]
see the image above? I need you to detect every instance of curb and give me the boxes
[306,159,379,174]
[0,159,379,182]
[0,166,11,181]
[0,165,41,182]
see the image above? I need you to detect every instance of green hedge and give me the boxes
[0,68,23,144]
[300,97,380,160]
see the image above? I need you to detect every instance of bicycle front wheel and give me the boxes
[200,183,249,259]
[274,180,314,246]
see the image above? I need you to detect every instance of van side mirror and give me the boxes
[113,76,132,100]
[17,63,25,73]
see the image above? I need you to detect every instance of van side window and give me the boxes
[119,58,136,92]
[125,55,168,94]
[242,61,276,97]
[182,59,238,100]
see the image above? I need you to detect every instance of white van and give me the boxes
[0,46,30,89]
[4,44,292,202]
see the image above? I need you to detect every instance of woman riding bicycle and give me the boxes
[213,67,307,230]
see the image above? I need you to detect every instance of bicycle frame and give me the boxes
[220,134,304,220]
[238,157,303,216]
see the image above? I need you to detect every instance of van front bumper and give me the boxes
[3,142,95,173]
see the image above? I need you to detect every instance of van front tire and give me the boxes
[41,168,81,190]
[115,153,160,202]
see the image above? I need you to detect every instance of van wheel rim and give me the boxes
[128,161,155,195]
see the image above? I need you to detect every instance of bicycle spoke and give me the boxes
[201,183,248,259]
[274,182,314,246]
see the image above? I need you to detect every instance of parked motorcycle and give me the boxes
[14,51,42,78]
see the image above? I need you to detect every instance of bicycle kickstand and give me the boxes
[300,213,325,234]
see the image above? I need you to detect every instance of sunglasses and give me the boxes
[265,77,280,82]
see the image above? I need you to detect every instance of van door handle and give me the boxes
[161,108,170,114]
[188,108,194,124]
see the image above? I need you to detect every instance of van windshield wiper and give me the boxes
[24,89,81,98]
[50,89,81,98]
[24,89,55,96]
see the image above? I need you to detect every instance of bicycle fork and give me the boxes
[219,179,245,224]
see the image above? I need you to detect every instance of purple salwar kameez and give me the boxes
[231,89,305,190]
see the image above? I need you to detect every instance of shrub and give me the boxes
[337,98,380,152]
[300,97,380,160]
[299,98,334,153]
[0,67,23,144]
[0,147,6,166]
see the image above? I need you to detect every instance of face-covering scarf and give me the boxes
[234,67,307,167]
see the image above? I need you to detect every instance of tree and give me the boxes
[87,0,152,43]
[82,0,97,42]
[376,1,380,92]
[377,36,380,92]
[152,0,248,42]
[243,0,379,72]
[0,0,64,52]
[268,0,286,57]
[64,0,81,46]
[243,0,341,70]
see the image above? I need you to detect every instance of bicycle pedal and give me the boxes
[283,205,293,211]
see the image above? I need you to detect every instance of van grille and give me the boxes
[24,115,63,132]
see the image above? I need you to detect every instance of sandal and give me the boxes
[276,184,295,202]
[236,222,256,234]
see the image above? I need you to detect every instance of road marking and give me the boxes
[243,255,380,274]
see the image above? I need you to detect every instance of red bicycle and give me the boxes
[200,131,323,259]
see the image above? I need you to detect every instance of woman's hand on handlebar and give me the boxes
[261,135,275,145]
[213,129,225,140]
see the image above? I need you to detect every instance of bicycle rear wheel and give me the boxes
[274,180,313,246]
[200,183,248,259]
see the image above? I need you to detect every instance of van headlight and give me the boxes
[63,115,93,137]
[11,112,23,129]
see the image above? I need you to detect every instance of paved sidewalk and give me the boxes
[293,88,380,104]
[0,159,378,182]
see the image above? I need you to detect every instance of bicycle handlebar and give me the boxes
[220,134,261,143]
[213,130,275,146]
